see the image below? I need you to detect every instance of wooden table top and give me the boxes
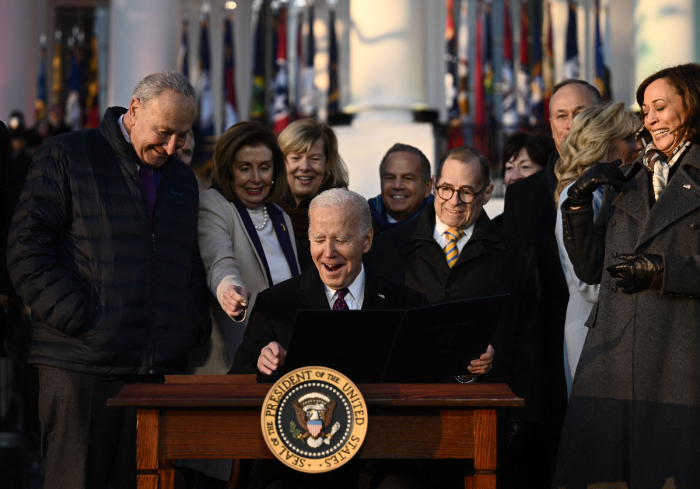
[108,377,523,408]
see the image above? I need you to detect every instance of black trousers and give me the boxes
[38,367,137,489]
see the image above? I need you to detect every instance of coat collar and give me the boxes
[98,107,172,178]
[635,145,700,248]
[546,151,560,196]
[296,262,389,310]
[611,161,649,224]
[401,207,504,273]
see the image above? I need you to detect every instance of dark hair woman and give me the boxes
[501,131,555,187]
[188,121,300,370]
[553,63,700,487]
[491,131,555,226]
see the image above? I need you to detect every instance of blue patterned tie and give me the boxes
[332,288,350,310]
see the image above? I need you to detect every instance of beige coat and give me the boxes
[186,188,299,375]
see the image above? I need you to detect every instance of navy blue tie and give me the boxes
[332,288,350,310]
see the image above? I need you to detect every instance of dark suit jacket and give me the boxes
[501,152,568,429]
[230,263,428,379]
[371,207,544,423]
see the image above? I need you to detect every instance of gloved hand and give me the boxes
[566,159,625,207]
[606,253,663,294]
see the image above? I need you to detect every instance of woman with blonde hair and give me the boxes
[276,118,349,241]
[553,101,642,397]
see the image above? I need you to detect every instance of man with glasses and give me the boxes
[372,147,544,488]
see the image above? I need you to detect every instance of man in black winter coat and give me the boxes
[372,147,544,488]
[6,71,211,489]
[500,79,602,482]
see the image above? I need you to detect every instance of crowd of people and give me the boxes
[1,61,699,489]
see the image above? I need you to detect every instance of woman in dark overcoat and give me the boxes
[553,63,700,487]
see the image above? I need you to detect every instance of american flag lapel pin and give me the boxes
[378,293,385,299]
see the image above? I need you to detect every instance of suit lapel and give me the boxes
[403,208,452,274]
[231,203,271,288]
[453,212,503,269]
[612,163,650,225]
[635,156,700,249]
[361,267,389,310]
[297,267,331,310]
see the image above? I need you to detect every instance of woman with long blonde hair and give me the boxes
[553,102,641,397]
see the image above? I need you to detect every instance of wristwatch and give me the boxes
[455,375,477,384]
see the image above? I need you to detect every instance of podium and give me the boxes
[108,375,522,489]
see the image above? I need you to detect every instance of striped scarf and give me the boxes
[642,139,691,201]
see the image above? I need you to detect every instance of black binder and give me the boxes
[282,294,509,383]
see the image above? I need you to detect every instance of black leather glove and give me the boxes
[566,160,625,207]
[606,253,663,294]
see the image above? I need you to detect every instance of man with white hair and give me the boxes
[7,71,211,489]
[231,188,494,488]
[231,188,433,378]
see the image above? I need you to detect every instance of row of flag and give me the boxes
[35,27,100,131]
[183,0,341,137]
[445,0,612,149]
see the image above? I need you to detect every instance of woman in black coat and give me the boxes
[553,63,700,487]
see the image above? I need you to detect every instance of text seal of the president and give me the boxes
[261,366,368,473]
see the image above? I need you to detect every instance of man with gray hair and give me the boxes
[230,188,439,488]
[231,188,427,378]
[7,71,210,489]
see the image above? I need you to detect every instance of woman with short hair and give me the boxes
[552,101,641,397]
[276,118,349,241]
[554,63,700,486]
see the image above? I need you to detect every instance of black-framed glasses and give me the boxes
[436,185,484,204]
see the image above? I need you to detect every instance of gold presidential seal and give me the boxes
[261,366,368,473]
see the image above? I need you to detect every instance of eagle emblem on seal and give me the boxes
[292,392,342,448]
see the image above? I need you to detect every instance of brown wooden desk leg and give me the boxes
[473,409,497,489]
[159,459,176,489]
[137,408,160,489]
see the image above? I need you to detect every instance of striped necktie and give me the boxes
[332,288,350,310]
[444,228,466,268]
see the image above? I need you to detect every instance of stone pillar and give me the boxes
[633,0,696,93]
[108,0,179,107]
[337,0,437,200]
[0,0,37,123]
[346,0,428,123]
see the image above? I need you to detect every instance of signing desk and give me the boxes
[108,375,522,489]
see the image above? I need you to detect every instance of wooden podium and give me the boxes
[108,375,522,489]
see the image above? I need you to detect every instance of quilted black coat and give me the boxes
[6,107,211,376]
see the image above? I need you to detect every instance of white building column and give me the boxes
[336,0,438,199]
[346,0,428,122]
[633,0,696,100]
[0,0,37,123]
[108,0,179,107]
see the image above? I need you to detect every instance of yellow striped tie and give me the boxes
[444,228,466,268]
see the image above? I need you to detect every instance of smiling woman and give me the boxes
[276,119,349,242]
[553,63,700,487]
[182,121,303,480]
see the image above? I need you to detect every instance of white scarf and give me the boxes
[642,139,691,201]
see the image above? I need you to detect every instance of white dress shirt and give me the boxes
[323,264,365,310]
[433,216,474,255]
[248,205,292,285]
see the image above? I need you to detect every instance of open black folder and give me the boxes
[282,294,509,383]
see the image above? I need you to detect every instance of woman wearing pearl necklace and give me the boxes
[181,122,300,483]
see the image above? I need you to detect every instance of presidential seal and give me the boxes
[261,366,368,473]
